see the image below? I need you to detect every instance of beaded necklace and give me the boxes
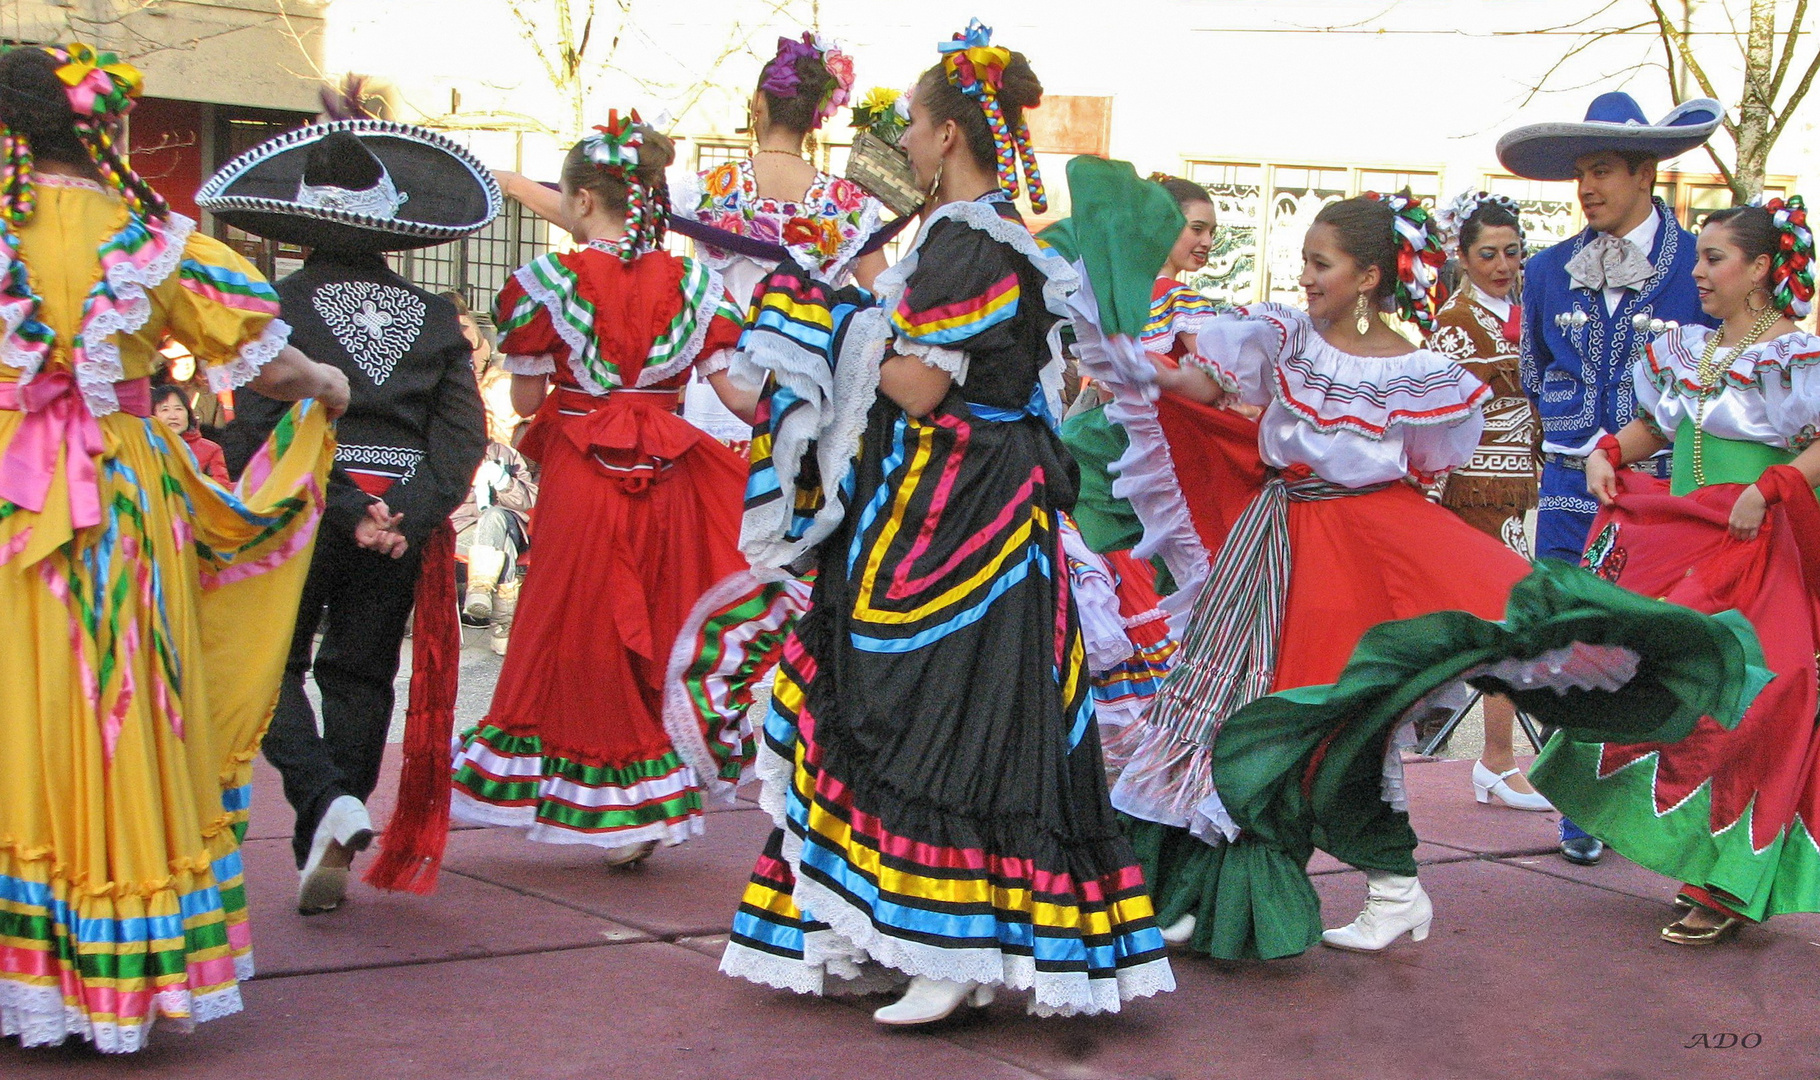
[1689,307,1780,487]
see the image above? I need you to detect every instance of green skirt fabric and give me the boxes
[1137,562,1767,961]
[1061,403,1143,554]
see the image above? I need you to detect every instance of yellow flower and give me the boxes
[859,87,901,113]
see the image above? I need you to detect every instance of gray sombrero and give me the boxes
[1496,92,1724,182]
[196,119,501,252]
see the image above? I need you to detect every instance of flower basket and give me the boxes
[846,130,923,218]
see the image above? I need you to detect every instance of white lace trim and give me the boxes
[513,257,604,396]
[205,317,291,394]
[695,347,733,377]
[1,973,243,1053]
[0,288,42,380]
[897,340,969,383]
[736,303,889,572]
[1203,303,1487,441]
[30,172,108,193]
[661,570,778,806]
[1063,260,1214,625]
[71,212,197,417]
[503,352,556,376]
[752,722,796,831]
[774,800,1172,1015]
[1381,720,1417,812]
[635,261,731,388]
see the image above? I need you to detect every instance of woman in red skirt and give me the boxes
[450,114,756,867]
[1100,193,1532,958]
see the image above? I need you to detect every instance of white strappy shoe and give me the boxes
[1472,761,1554,812]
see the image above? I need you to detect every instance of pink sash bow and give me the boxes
[0,371,150,530]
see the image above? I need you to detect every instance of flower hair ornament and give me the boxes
[1,42,166,224]
[1761,195,1814,319]
[760,33,855,127]
[580,109,668,262]
[1365,191,1448,334]
[1434,189,1524,256]
[937,19,1046,213]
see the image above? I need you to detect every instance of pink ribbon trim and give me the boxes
[0,373,149,529]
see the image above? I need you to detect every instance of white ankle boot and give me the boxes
[872,976,995,1026]
[1160,913,1197,944]
[1321,871,1433,952]
[298,795,374,915]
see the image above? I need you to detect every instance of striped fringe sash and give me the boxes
[1111,470,1391,827]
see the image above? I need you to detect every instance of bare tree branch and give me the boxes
[1645,0,1737,138]
[1768,0,1810,101]
[1701,142,1738,188]
[1767,41,1820,143]
[1520,22,1655,107]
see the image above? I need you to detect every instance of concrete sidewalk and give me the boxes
[6,754,1819,1080]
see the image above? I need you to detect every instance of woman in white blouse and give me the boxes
[1107,194,1533,960]
[1570,198,1820,946]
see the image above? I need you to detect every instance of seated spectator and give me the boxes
[453,439,536,655]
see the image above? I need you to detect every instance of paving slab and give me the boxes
[237,836,648,978]
[437,804,776,938]
[925,858,1820,1080]
[0,945,1043,1080]
[1495,848,1820,944]
[1306,841,1474,876]
[1401,756,1565,857]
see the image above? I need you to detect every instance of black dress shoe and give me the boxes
[1560,835,1604,865]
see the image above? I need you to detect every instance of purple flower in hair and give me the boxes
[761,34,819,97]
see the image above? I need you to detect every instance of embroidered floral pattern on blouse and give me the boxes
[685,159,877,275]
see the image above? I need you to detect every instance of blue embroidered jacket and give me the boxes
[1519,197,1715,448]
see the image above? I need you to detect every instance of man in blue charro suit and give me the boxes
[1496,92,1724,866]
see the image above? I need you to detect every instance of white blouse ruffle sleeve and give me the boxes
[1635,327,1820,451]
[1188,303,1489,486]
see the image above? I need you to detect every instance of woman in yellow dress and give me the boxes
[0,45,346,1052]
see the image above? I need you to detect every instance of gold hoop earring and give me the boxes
[1355,293,1374,335]
[1747,286,1771,315]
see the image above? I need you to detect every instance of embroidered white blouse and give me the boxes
[1634,326,1820,451]
[1189,303,1490,487]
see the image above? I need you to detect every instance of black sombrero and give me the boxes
[195,119,502,252]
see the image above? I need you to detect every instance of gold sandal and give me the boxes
[1661,914,1744,946]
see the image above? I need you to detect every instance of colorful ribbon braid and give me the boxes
[760,33,854,127]
[1,128,34,226]
[1764,195,1814,319]
[1365,191,1448,334]
[581,110,666,262]
[937,19,1046,214]
[40,43,166,220]
[1435,189,1523,256]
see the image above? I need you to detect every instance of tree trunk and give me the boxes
[1731,0,1777,203]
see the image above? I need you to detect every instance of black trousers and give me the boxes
[264,534,423,866]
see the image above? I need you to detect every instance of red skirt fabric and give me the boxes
[1152,393,1527,691]
[1275,483,1529,691]
[451,389,749,846]
[1535,469,1820,920]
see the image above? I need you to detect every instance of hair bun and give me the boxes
[634,124,674,181]
[999,53,1043,112]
